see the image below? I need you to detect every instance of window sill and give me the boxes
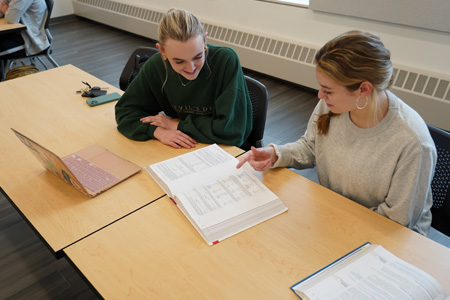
[257,0,309,8]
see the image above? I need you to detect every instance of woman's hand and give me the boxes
[140,113,179,130]
[142,113,196,149]
[236,146,278,171]
[0,1,9,15]
[153,127,197,149]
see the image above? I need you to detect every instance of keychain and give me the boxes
[76,81,108,97]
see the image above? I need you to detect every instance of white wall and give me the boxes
[310,0,450,34]
[170,1,450,77]
[52,0,74,18]
[58,0,450,78]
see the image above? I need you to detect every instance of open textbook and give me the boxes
[291,242,449,300]
[145,144,288,245]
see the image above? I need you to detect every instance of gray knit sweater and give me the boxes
[272,91,436,235]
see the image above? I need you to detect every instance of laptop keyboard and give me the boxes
[63,154,120,192]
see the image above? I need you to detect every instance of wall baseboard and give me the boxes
[49,14,79,25]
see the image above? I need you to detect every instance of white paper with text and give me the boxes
[293,245,447,300]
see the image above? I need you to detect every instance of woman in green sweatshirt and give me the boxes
[115,8,252,149]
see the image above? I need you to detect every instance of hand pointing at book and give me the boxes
[236,146,278,171]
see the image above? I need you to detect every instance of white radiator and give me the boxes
[72,0,450,131]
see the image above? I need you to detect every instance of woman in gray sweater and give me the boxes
[237,30,437,235]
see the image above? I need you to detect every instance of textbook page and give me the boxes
[145,144,237,197]
[174,169,286,245]
[292,244,447,300]
[146,144,288,246]
[175,168,283,227]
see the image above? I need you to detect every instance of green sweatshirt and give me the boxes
[115,44,252,147]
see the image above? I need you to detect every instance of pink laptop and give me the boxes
[12,128,141,197]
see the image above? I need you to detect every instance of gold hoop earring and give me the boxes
[162,55,167,61]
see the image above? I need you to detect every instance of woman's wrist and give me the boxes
[268,145,278,165]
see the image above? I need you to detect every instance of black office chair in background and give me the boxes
[0,0,59,80]
[428,124,450,237]
[243,75,268,150]
[119,47,269,150]
[119,46,159,91]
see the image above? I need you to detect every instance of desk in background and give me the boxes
[0,65,243,256]
[0,18,26,35]
[65,167,450,299]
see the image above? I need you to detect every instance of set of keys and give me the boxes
[76,81,108,97]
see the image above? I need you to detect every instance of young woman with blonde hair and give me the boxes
[115,8,252,149]
[237,30,436,235]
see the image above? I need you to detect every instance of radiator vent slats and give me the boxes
[392,68,450,101]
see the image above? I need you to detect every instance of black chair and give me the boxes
[243,75,268,150]
[119,46,159,91]
[428,124,450,236]
[0,0,59,80]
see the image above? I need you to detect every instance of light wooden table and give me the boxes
[0,18,26,35]
[65,166,450,299]
[0,65,243,256]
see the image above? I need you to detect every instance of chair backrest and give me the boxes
[119,46,159,91]
[243,75,268,150]
[428,124,450,236]
[44,0,54,30]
